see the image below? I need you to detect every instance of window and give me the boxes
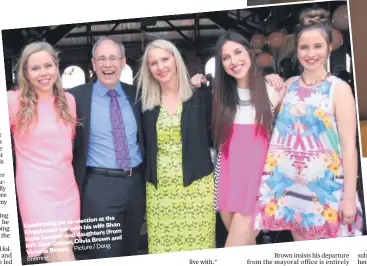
[120,64,133,85]
[327,56,331,73]
[205,57,215,77]
[62,66,85,89]
[346,53,351,73]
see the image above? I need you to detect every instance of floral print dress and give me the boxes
[254,75,363,239]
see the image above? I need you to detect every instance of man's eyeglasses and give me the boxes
[94,56,123,64]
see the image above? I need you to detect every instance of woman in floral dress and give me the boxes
[254,7,363,240]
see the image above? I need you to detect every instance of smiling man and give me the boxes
[68,36,145,260]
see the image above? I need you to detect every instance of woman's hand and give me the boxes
[339,197,357,224]
[190,73,207,88]
[265,74,285,92]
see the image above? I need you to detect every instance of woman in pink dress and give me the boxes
[7,42,80,263]
[210,31,285,247]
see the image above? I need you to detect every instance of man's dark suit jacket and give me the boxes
[68,81,145,191]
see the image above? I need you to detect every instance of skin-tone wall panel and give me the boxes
[349,0,367,156]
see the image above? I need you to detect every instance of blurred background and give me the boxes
[2,1,351,92]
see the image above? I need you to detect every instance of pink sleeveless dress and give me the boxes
[7,90,81,258]
[214,86,275,221]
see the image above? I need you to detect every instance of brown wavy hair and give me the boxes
[15,41,76,135]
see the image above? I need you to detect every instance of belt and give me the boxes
[86,165,141,177]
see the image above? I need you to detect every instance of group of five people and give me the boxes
[7,6,363,263]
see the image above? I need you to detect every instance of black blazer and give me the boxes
[68,81,145,189]
[143,85,213,188]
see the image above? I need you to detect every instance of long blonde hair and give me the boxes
[15,41,76,135]
[136,39,194,112]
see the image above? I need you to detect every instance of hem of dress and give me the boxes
[217,207,256,216]
[254,223,363,240]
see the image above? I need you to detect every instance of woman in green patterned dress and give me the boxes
[137,39,216,253]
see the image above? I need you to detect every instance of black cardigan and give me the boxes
[142,85,213,188]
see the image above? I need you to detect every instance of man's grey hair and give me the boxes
[91,36,125,58]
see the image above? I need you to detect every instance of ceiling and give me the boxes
[1,1,347,62]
